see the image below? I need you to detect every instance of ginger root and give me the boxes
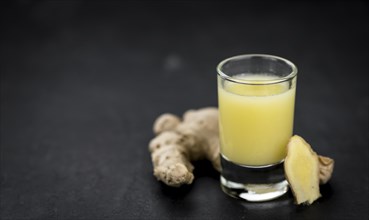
[149,108,334,192]
[153,113,181,134]
[284,135,335,205]
[318,155,334,184]
[149,107,220,187]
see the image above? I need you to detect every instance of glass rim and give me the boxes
[217,54,298,85]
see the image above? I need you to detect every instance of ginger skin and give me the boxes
[153,114,181,134]
[149,107,220,187]
[318,155,334,184]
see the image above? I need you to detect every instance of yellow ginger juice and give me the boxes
[218,74,296,166]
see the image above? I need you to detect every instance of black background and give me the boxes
[1,1,368,219]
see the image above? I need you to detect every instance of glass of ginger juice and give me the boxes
[217,54,297,202]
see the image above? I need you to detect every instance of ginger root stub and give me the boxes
[284,135,334,205]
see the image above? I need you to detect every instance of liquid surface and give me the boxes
[218,74,296,166]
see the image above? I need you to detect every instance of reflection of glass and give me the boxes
[217,54,297,202]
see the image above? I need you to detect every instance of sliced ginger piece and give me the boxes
[284,135,321,205]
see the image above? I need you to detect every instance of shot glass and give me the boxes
[217,54,297,202]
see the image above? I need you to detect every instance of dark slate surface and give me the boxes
[1,1,368,219]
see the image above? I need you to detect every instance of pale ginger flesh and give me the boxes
[284,135,322,205]
[149,107,220,187]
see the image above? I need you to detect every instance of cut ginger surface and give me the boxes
[284,135,321,205]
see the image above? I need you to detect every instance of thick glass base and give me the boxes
[220,155,289,202]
